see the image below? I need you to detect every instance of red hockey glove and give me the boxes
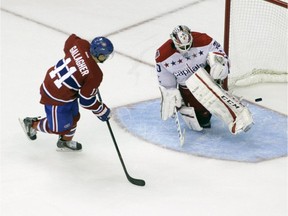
[93,103,111,121]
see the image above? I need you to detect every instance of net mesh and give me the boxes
[227,0,288,88]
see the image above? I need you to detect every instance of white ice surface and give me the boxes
[1,0,287,216]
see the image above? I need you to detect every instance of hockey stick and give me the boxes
[173,108,185,147]
[97,90,145,187]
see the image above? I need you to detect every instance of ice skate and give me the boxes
[56,138,82,152]
[200,121,211,128]
[18,117,39,140]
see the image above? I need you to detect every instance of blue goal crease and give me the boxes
[113,98,288,163]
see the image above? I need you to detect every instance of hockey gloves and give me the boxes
[207,52,229,80]
[93,103,111,121]
[159,86,183,121]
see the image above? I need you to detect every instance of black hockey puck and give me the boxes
[255,98,262,102]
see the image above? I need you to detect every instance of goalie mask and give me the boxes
[170,25,193,55]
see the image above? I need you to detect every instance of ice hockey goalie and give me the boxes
[156,25,253,134]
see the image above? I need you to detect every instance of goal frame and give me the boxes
[223,0,288,89]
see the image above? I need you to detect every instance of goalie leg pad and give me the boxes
[185,68,253,134]
[159,86,183,120]
[179,106,203,131]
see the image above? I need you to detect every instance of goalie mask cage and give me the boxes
[224,0,288,89]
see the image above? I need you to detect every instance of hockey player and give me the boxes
[19,34,114,151]
[155,25,253,134]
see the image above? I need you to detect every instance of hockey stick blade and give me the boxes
[127,175,146,186]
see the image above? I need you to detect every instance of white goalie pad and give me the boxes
[185,68,253,134]
[159,86,182,120]
[179,106,203,131]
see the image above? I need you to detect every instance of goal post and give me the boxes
[224,0,288,89]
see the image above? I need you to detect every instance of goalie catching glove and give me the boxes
[159,86,205,131]
[93,103,111,121]
[207,52,229,80]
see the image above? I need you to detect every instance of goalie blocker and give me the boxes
[185,67,253,134]
[159,87,206,132]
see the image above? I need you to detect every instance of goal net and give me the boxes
[224,0,288,89]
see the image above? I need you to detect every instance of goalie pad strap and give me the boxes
[179,106,203,131]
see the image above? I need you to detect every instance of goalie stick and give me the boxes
[97,90,145,187]
[173,108,185,147]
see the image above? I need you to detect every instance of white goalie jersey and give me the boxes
[155,31,228,88]
[155,28,253,135]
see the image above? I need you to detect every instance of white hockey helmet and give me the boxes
[170,25,193,55]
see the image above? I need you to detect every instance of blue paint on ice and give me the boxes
[114,98,288,162]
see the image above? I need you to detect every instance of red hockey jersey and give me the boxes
[40,34,103,110]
